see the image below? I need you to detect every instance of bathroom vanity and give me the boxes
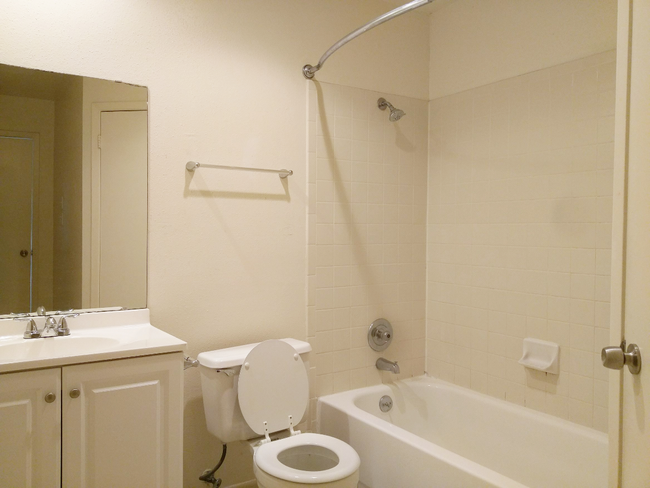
[0,309,185,488]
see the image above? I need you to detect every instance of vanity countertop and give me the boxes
[0,309,186,374]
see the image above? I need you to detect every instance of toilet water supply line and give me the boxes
[199,444,228,488]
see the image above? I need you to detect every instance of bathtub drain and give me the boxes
[379,395,393,412]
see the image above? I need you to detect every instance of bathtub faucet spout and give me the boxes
[376,357,400,374]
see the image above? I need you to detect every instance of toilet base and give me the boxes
[254,462,359,488]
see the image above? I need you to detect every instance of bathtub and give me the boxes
[318,376,607,488]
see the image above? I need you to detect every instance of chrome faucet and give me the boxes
[14,312,78,339]
[17,318,41,339]
[40,317,59,338]
[376,357,400,374]
[57,314,78,336]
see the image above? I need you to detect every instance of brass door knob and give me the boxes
[44,392,56,403]
[20,249,29,257]
[69,388,80,399]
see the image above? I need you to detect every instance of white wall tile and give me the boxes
[427,52,614,431]
[309,83,427,398]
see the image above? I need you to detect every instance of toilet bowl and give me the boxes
[198,339,360,488]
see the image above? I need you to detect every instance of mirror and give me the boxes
[0,64,148,316]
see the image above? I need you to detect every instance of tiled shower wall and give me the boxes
[426,51,615,431]
[307,82,428,426]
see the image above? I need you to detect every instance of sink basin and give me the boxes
[0,336,121,362]
[0,309,186,373]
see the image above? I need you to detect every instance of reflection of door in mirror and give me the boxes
[94,108,147,309]
[0,64,148,316]
[0,133,38,312]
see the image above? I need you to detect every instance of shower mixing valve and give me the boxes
[368,318,394,352]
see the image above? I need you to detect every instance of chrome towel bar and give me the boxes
[186,161,293,179]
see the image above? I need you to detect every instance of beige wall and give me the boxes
[307,82,428,430]
[0,94,55,311]
[427,51,615,431]
[429,0,618,99]
[53,77,83,310]
[0,1,429,486]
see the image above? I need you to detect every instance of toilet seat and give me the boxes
[254,433,360,484]
[239,340,360,486]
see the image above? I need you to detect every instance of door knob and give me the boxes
[69,388,80,398]
[602,340,641,374]
[44,392,56,403]
[20,249,29,257]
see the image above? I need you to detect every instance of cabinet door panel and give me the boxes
[62,353,183,488]
[0,368,61,488]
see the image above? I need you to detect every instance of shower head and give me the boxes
[389,107,406,122]
[378,97,405,122]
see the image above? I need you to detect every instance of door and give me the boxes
[0,134,35,312]
[610,0,650,486]
[92,109,147,309]
[0,368,61,487]
[62,353,183,488]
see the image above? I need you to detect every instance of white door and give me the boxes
[0,134,34,312]
[0,368,61,487]
[62,353,183,488]
[97,110,147,309]
[610,0,650,485]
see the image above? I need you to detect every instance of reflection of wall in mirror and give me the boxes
[53,76,83,310]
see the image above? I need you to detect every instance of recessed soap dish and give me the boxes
[518,338,560,375]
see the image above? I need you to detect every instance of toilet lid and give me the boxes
[238,340,309,435]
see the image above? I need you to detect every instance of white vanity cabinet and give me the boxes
[0,352,183,488]
[0,368,62,487]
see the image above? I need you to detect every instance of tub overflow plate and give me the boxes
[379,395,393,412]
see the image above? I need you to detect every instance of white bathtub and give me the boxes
[318,376,607,488]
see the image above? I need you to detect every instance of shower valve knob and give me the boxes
[368,318,394,352]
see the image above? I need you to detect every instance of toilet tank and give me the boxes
[197,338,312,444]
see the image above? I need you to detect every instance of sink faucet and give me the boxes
[40,317,59,338]
[376,357,400,374]
[14,312,79,339]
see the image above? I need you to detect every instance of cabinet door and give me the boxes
[62,353,183,488]
[0,368,61,488]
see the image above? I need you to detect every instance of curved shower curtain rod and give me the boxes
[302,0,433,80]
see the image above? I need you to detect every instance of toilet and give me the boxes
[198,339,360,488]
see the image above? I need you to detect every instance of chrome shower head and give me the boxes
[389,107,406,122]
[378,97,405,122]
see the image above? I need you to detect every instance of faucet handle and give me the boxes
[14,317,41,339]
[57,314,79,336]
